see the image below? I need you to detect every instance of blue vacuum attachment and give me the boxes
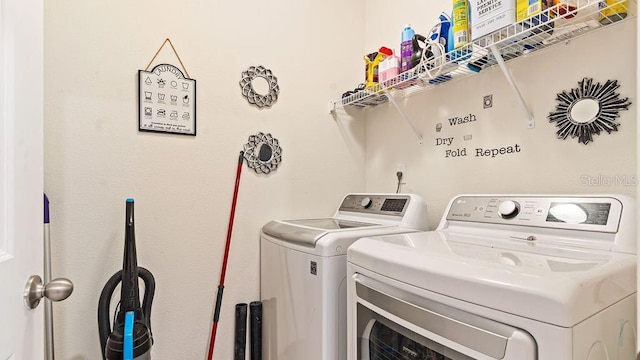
[98,199,155,359]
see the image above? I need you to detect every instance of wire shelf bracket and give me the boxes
[489,44,535,128]
[382,86,424,144]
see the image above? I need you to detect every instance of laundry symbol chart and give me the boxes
[138,63,197,136]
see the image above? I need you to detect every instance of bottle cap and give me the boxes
[402,25,415,42]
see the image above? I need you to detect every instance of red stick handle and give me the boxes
[208,151,245,360]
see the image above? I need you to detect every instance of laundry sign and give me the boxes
[137,39,197,135]
[138,63,196,135]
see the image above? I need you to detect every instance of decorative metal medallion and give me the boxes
[243,132,282,174]
[239,66,279,108]
[548,78,631,145]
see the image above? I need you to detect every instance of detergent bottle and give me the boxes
[378,51,400,86]
[400,25,415,72]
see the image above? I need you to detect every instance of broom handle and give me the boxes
[207,151,245,360]
[44,194,55,360]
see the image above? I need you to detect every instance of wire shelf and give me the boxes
[332,0,636,111]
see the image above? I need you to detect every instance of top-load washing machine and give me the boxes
[261,193,429,360]
[347,194,637,360]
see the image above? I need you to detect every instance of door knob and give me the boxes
[24,275,73,309]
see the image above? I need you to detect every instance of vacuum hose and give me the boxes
[98,199,155,359]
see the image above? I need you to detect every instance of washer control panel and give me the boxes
[339,194,409,216]
[497,200,520,218]
[446,195,623,233]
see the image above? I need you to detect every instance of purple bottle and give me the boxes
[400,25,415,73]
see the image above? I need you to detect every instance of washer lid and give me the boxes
[284,218,379,230]
[262,218,379,246]
[347,231,636,327]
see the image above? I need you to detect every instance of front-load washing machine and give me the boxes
[347,194,636,360]
[261,193,429,360]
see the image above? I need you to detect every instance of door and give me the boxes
[0,0,45,359]
[351,274,538,360]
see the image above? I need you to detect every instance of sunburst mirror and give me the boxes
[243,132,282,174]
[548,78,631,145]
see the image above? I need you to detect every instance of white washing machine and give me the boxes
[347,194,637,360]
[261,193,429,360]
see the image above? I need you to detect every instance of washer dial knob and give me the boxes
[361,197,373,209]
[498,200,520,219]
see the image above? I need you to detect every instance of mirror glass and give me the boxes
[258,143,273,162]
[570,98,600,124]
[252,77,270,96]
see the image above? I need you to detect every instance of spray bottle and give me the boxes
[363,47,393,88]
[400,25,415,73]
[452,0,470,49]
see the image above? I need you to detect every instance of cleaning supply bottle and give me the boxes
[599,0,627,24]
[450,1,474,64]
[363,47,393,88]
[378,51,400,87]
[400,25,415,72]
[551,0,578,18]
[452,0,470,49]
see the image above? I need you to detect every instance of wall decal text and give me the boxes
[443,143,522,158]
[448,113,477,126]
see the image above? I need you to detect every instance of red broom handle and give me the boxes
[208,151,245,360]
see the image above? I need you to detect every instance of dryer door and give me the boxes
[353,274,537,360]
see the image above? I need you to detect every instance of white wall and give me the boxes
[44,1,366,359]
[361,1,637,227]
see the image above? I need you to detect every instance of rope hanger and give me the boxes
[144,38,190,78]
